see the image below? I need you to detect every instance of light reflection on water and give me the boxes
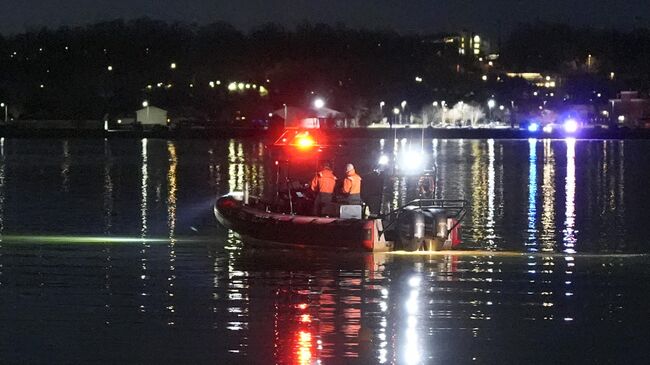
[0,138,647,364]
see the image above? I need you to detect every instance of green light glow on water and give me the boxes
[0,235,194,245]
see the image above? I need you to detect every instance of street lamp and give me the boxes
[0,103,6,122]
[142,101,149,122]
[313,98,325,109]
[379,101,385,112]
[392,107,400,124]
[283,103,288,127]
[487,99,496,121]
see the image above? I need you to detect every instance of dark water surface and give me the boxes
[0,138,648,364]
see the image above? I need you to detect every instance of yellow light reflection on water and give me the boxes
[486,139,496,247]
[141,138,148,238]
[167,141,178,322]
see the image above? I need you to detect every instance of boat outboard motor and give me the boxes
[396,210,426,251]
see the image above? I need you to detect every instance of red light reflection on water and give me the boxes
[297,330,313,365]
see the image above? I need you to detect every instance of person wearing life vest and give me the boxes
[342,163,362,205]
[310,162,337,216]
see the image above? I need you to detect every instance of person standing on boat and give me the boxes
[310,162,337,216]
[342,163,362,205]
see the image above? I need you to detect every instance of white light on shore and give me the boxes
[564,119,579,133]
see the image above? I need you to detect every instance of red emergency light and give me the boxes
[273,129,324,151]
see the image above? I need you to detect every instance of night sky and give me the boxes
[2,0,649,37]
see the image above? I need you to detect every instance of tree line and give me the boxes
[0,19,648,122]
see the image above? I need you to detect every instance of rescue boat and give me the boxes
[214,193,466,252]
[214,117,467,251]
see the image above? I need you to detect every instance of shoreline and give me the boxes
[1,127,649,140]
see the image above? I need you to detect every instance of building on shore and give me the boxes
[136,106,168,128]
[609,91,650,128]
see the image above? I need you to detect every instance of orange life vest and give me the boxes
[343,169,362,194]
[310,168,337,194]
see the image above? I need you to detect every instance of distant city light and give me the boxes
[543,124,553,133]
[170,62,177,69]
[401,100,407,109]
[142,101,149,107]
[499,105,505,111]
[313,98,325,109]
[393,107,400,115]
[488,61,493,66]
[533,91,538,96]
[216,80,221,85]
[378,155,389,165]
[482,75,488,81]
[258,86,268,96]
[228,82,237,91]
[528,122,539,132]
[209,81,215,88]
[268,113,273,117]
[618,115,625,122]
[107,65,113,71]
[487,99,496,109]
[237,82,244,90]
[415,76,423,82]
[432,101,438,107]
